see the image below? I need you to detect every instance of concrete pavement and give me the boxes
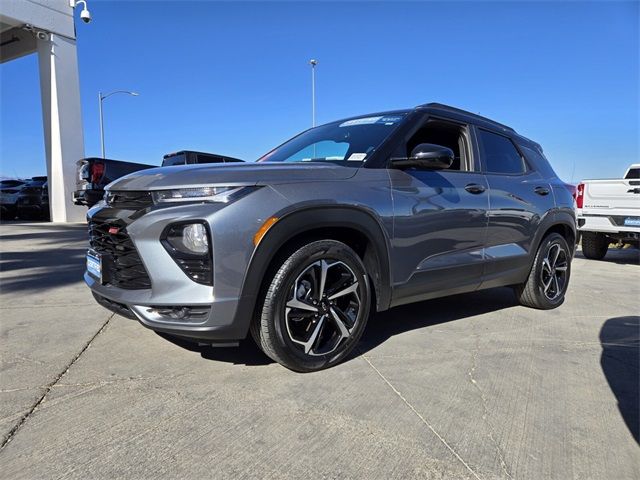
[1,222,638,479]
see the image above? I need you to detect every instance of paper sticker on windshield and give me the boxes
[347,153,367,161]
[377,115,404,125]
[339,116,382,127]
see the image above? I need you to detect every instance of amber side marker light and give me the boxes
[253,217,279,246]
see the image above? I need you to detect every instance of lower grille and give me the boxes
[92,292,137,319]
[89,219,152,289]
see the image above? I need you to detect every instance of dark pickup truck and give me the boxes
[74,150,243,208]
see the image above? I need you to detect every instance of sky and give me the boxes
[0,0,638,181]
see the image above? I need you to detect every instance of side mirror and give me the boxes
[391,143,454,170]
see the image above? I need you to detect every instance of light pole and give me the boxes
[98,90,139,158]
[309,59,318,127]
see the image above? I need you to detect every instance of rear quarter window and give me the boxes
[478,129,526,175]
[520,145,557,179]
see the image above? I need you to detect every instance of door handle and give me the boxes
[464,183,486,194]
[534,186,550,196]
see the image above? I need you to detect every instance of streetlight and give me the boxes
[98,90,139,158]
[309,59,318,127]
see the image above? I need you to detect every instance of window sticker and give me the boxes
[347,153,367,161]
[339,116,382,127]
[377,115,404,125]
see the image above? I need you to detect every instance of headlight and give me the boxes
[152,186,246,204]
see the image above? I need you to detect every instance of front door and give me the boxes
[388,117,489,306]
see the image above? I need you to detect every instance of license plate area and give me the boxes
[87,250,102,281]
[624,217,640,226]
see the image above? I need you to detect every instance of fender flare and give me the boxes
[231,205,392,337]
[530,208,577,257]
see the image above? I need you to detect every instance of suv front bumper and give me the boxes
[84,201,257,341]
[88,281,253,340]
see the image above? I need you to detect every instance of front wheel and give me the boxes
[252,240,371,372]
[515,233,571,309]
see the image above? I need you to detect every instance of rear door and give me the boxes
[476,128,555,288]
[388,117,489,306]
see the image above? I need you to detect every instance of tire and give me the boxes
[251,240,371,372]
[515,233,571,309]
[581,232,608,260]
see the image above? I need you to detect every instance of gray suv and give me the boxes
[86,103,575,372]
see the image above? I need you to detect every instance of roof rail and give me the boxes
[418,102,515,132]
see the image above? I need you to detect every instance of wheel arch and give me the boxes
[231,206,393,338]
[532,209,577,257]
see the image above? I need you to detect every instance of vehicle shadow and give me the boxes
[159,287,518,369]
[599,316,640,444]
[575,247,640,266]
[156,332,274,367]
[356,286,518,356]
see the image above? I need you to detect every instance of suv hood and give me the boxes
[108,162,358,191]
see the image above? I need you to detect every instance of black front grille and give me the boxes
[89,219,151,289]
[105,191,153,210]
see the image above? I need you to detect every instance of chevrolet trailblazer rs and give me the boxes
[85,103,576,372]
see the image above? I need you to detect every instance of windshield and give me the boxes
[258,113,407,166]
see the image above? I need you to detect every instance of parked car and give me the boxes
[162,150,244,166]
[74,151,244,208]
[73,158,155,207]
[85,102,576,372]
[0,179,27,219]
[16,176,48,220]
[576,164,640,259]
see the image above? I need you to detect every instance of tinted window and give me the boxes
[521,146,555,178]
[625,168,640,179]
[479,129,525,174]
[162,154,187,166]
[0,180,24,187]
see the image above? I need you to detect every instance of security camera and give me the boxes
[80,7,91,23]
[70,1,92,24]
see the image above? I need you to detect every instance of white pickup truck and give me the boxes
[576,164,640,259]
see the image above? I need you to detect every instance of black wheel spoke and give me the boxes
[285,259,361,356]
[540,242,568,301]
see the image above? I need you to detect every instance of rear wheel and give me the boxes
[516,233,571,309]
[581,232,609,260]
[252,240,371,372]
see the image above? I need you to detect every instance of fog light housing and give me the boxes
[162,222,213,285]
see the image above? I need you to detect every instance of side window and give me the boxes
[404,120,470,171]
[478,129,526,175]
[195,154,222,164]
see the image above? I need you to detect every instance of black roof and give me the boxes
[418,102,542,151]
[417,102,515,133]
